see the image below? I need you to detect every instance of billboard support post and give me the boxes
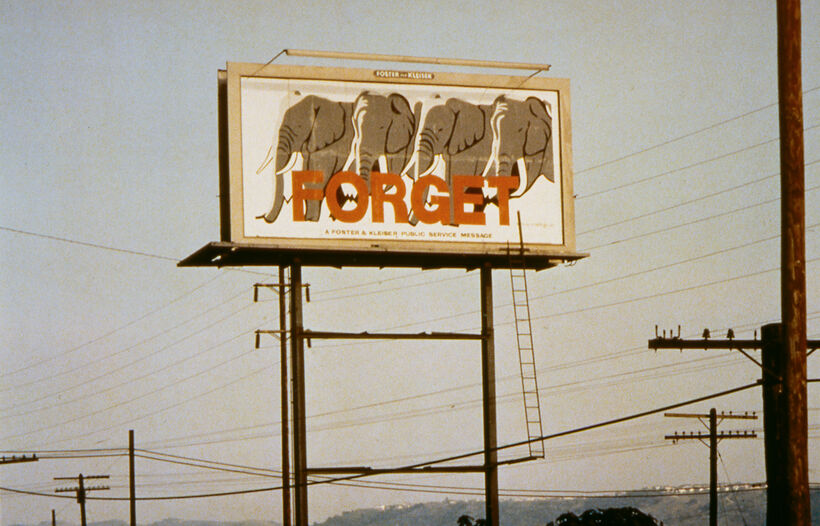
[279,266,292,526]
[480,264,499,526]
[289,263,308,526]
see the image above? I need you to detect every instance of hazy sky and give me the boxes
[1,1,818,524]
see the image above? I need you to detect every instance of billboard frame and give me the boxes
[181,62,586,270]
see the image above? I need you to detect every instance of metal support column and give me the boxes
[480,264,499,526]
[279,266,292,526]
[290,262,308,526]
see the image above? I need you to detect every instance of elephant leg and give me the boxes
[304,198,322,222]
[408,183,431,227]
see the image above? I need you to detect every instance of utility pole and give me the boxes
[650,328,817,524]
[777,0,809,524]
[649,2,810,524]
[129,430,136,526]
[665,408,757,526]
[54,474,109,526]
[255,269,310,526]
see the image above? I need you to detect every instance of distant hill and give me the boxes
[12,490,820,526]
[312,489,820,526]
[16,520,279,526]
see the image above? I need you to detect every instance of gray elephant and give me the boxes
[413,98,493,181]
[482,95,554,200]
[348,92,419,189]
[405,98,494,223]
[256,95,355,222]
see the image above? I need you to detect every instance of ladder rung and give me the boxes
[509,250,543,459]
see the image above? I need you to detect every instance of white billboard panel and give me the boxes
[223,62,577,259]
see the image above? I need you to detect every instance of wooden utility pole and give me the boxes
[254,272,298,526]
[54,474,109,526]
[777,0,810,524]
[290,262,308,526]
[129,430,136,526]
[650,329,817,524]
[665,409,757,526]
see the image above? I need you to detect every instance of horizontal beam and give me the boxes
[0,455,37,465]
[649,338,762,350]
[303,330,483,341]
[306,465,485,475]
[284,49,552,71]
[497,456,540,466]
[665,412,758,420]
[649,338,820,351]
[665,433,757,440]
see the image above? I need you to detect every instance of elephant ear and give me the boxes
[523,97,551,157]
[446,98,485,155]
[385,93,415,154]
[306,96,346,153]
[523,97,554,183]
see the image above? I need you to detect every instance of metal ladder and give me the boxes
[508,213,545,459]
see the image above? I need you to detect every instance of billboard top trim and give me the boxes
[268,49,552,72]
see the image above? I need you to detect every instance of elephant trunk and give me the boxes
[494,153,515,177]
[275,126,299,174]
[356,149,377,189]
[416,138,436,176]
[258,171,285,223]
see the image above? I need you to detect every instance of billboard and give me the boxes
[221,62,578,260]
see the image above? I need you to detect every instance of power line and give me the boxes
[574,84,820,175]
[581,183,820,252]
[2,343,266,444]
[578,159,819,237]
[0,225,179,261]
[0,382,762,501]
[0,289,254,401]
[0,272,228,381]
[528,256,820,324]
[0,305,261,417]
[0,301,260,417]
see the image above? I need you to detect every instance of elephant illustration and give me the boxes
[347,92,420,190]
[256,94,355,222]
[482,95,554,201]
[403,97,494,223]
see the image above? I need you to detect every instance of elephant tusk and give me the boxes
[510,158,529,198]
[416,155,442,179]
[256,145,276,175]
[400,153,416,179]
[377,155,388,174]
[274,152,299,176]
[480,154,496,179]
[342,147,356,172]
